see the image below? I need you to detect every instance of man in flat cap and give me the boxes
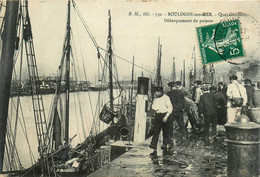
[149,86,173,153]
[175,81,191,98]
[166,81,176,93]
[167,81,175,88]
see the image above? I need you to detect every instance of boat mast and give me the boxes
[180,70,183,82]
[108,10,114,113]
[130,56,134,109]
[202,64,206,83]
[172,57,176,82]
[183,60,186,87]
[211,63,214,84]
[156,37,162,86]
[193,46,196,82]
[65,0,71,144]
[189,46,196,88]
[0,1,19,172]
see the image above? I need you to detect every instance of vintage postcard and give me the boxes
[0,0,259,176]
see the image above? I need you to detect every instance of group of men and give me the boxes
[149,81,198,153]
[149,75,260,154]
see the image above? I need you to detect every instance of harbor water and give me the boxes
[7,90,121,169]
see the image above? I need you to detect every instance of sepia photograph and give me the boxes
[0,0,259,176]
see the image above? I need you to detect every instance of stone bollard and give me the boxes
[225,115,260,177]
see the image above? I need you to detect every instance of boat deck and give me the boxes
[88,126,229,177]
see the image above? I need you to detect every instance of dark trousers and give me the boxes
[167,114,174,145]
[150,113,169,150]
[217,107,227,125]
[203,113,217,136]
[174,113,187,135]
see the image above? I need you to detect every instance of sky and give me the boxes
[21,0,260,83]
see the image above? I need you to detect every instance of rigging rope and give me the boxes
[0,0,5,35]
[5,100,23,171]
[10,98,36,166]
[72,0,169,83]
[70,42,90,139]
[72,20,94,137]
[98,49,123,91]
[6,117,23,170]
[111,36,121,102]
[98,47,170,82]
[71,12,96,136]
[70,35,100,149]
[6,105,14,171]
[72,0,126,91]
[5,2,37,171]
[71,0,98,49]
[46,32,68,146]
[73,92,82,142]
[69,11,103,136]
[91,89,103,135]
[72,0,140,137]
[21,1,52,175]
[5,128,13,171]
[11,20,24,167]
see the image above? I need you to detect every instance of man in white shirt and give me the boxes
[149,86,173,153]
[226,75,247,123]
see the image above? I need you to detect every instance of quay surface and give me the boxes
[89,126,228,177]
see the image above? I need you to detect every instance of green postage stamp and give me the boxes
[197,19,244,64]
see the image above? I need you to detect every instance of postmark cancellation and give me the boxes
[197,19,244,64]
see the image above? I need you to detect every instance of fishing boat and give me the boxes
[89,84,108,91]
[0,0,142,176]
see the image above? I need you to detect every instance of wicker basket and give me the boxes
[99,105,115,124]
